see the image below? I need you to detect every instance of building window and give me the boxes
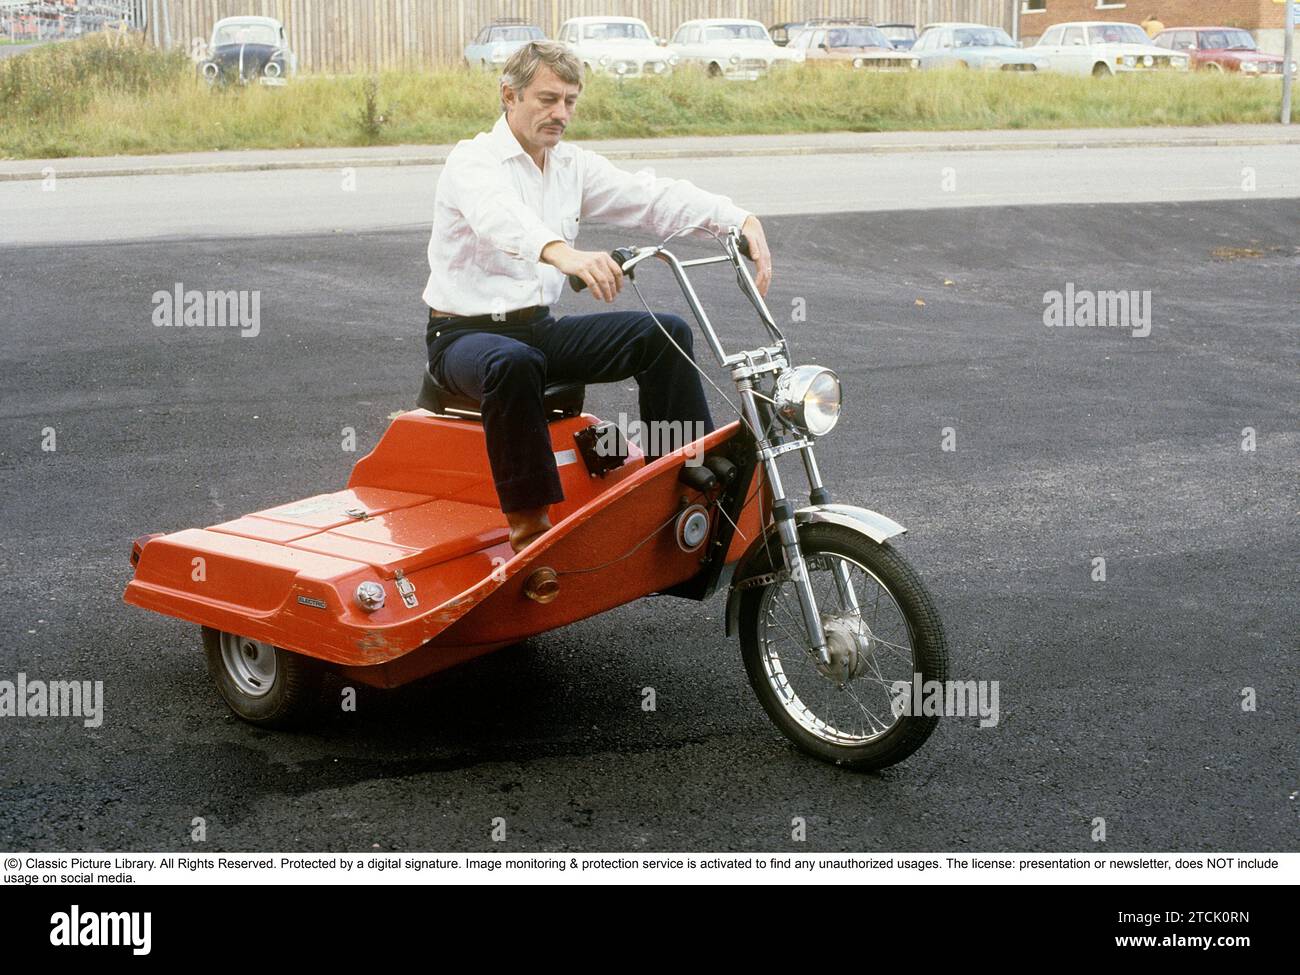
[1095,1,1127,8]
[1021,1,1046,13]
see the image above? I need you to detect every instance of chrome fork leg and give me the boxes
[741,381,831,665]
[777,516,831,666]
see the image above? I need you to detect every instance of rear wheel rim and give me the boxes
[219,632,277,698]
[756,552,918,746]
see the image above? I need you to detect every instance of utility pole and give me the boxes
[1283,0,1295,124]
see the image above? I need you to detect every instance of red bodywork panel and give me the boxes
[125,411,768,687]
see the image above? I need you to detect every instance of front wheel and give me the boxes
[202,626,324,728]
[737,523,949,771]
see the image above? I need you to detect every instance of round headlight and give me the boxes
[729,54,740,65]
[1143,54,1153,67]
[853,57,864,68]
[202,61,220,79]
[264,60,282,77]
[599,55,610,66]
[615,62,627,74]
[1241,60,1259,72]
[774,366,842,437]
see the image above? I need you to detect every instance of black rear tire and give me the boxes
[737,523,948,771]
[202,626,324,728]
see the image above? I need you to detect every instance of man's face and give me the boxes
[504,64,581,152]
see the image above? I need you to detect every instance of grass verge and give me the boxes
[0,33,1286,159]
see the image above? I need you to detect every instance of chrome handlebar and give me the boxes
[568,227,785,369]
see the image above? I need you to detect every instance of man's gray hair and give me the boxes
[500,40,583,112]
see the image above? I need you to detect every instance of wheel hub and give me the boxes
[219,632,277,698]
[817,614,874,684]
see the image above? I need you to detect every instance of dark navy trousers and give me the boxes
[426,308,715,513]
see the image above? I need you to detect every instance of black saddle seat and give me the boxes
[417,365,585,420]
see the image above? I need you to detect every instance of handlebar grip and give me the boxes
[568,247,636,293]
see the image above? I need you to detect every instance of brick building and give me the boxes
[1017,0,1293,53]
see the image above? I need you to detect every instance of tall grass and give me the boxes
[0,34,1284,159]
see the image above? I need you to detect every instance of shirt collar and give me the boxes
[489,113,574,167]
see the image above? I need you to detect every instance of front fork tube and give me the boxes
[800,447,861,616]
[740,383,831,666]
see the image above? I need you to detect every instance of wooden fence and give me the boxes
[155,0,1016,73]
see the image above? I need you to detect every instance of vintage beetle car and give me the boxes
[1152,26,1292,75]
[1032,21,1189,77]
[669,18,802,79]
[198,15,296,86]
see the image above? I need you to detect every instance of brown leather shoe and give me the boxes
[506,506,553,554]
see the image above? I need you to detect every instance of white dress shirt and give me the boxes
[422,114,751,316]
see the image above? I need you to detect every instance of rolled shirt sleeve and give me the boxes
[577,147,751,242]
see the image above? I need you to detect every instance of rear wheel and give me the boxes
[202,626,324,728]
[1092,62,1113,78]
[737,523,948,771]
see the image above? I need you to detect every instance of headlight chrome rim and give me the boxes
[773,366,842,437]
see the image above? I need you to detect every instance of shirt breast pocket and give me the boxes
[561,214,580,244]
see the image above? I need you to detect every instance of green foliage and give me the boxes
[0,45,1284,160]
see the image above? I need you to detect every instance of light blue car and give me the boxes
[463,21,546,71]
[911,23,1048,71]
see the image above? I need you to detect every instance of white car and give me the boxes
[1033,21,1190,77]
[668,18,802,79]
[556,16,676,78]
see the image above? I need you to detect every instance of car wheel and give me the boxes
[202,626,325,728]
[707,62,722,78]
[1205,61,1223,72]
[1092,62,1113,78]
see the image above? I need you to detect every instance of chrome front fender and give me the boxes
[794,503,906,543]
[723,504,907,636]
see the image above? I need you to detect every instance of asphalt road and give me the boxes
[3,142,1297,245]
[0,184,1296,850]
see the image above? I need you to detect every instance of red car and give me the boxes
[1152,26,1291,75]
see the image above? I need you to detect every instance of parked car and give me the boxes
[463,19,546,71]
[556,16,676,77]
[911,23,1047,71]
[669,18,802,79]
[198,15,296,86]
[878,24,918,50]
[768,22,807,47]
[1152,26,1292,75]
[1033,21,1190,77]
[789,22,919,70]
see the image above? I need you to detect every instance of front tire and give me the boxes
[202,626,324,728]
[737,523,948,771]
